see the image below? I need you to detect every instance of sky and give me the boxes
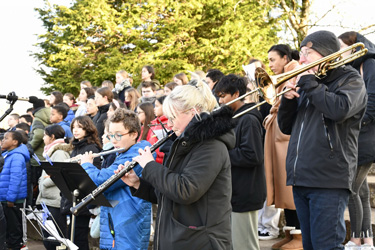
[0,0,374,129]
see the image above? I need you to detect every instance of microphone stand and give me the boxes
[0,92,30,122]
[0,92,18,123]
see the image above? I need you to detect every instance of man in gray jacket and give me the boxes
[278,30,367,250]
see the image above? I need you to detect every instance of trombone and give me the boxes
[232,42,368,118]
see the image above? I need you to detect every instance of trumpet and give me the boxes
[66,147,126,163]
[232,42,368,118]
[70,131,175,215]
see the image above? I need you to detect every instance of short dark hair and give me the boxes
[215,74,247,97]
[165,82,177,91]
[206,69,225,84]
[7,131,24,147]
[52,103,69,119]
[20,114,33,124]
[141,81,156,91]
[15,123,30,133]
[45,124,66,140]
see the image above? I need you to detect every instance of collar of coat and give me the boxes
[182,105,235,144]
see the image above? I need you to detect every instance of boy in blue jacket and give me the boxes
[50,103,73,140]
[80,108,152,250]
[1,131,30,250]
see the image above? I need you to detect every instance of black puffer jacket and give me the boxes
[230,103,266,212]
[349,33,375,165]
[278,66,367,190]
[134,107,235,250]
[92,103,110,139]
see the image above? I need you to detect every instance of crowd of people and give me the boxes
[0,30,374,250]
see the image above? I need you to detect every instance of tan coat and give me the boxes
[263,60,299,209]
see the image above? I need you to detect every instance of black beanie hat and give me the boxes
[28,96,45,110]
[300,30,340,57]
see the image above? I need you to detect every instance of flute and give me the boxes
[70,131,175,215]
[66,148,126,163]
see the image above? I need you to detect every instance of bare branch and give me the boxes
[311,5,336,26]
[359,24,375,33]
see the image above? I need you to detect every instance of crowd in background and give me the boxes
[0,29,374,250]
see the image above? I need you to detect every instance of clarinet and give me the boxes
[70,131,174,215]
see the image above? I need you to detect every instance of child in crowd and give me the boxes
[50,104,73,140]
[0,131,29,250]
[80,108,152,249]
[36,124,70,250]
[60,116,102,250]
[76,87,95,117]
[151,95,171,164]
[163,82,177,95]
[63,93,78,122]
[137,102,156,143]
[124,88,140,112]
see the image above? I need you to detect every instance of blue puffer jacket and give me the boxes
[0,144,30,202]
[81,140,152,250]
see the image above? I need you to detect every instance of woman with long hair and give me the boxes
[263,44,302,250]
[339,31,375,249]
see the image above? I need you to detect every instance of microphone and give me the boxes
[0,92,30,102]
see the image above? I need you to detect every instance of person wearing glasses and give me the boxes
[116,79,235,249]
[278,30,367,249]
[80,109,152,250]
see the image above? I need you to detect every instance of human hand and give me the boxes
[115,161,140,189]
[80,151,94,164]
[133,146,154,168]
[283,82,300,99]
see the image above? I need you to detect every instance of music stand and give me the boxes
[40,161,117,244]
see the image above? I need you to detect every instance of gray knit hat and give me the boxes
[300,30,340,57]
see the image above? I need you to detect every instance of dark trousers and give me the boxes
[68,215,90,250]
[293,186,349,250]
[1,202,24,250]
[0,204,6,250]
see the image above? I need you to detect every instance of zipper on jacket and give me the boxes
[321,114,334,153]
[156,141,179,250]
[293,100,309,185]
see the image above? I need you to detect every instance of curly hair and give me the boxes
[110,108,141,141]
[70,116,102,149]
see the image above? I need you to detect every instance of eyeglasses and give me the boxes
[299,49,312,58]
[106,132,130,141]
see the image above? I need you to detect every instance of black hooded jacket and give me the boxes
[133,107,235,250]
[278,65,367,190]
[92,103,110,140]
[349,33,375,165]
[230,103,266,212]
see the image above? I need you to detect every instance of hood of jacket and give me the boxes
[233,102,263,125]
[3,144,30,162]
[33,107,51,127]
[182,106,236,149]
[351,32,375,68]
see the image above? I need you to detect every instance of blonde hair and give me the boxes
[163,79,218,120]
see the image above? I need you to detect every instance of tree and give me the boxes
[33,0,282,95]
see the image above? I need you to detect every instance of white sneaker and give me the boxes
[258,231,278,241]
[345,241,361,250]
[361,244,375,250]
